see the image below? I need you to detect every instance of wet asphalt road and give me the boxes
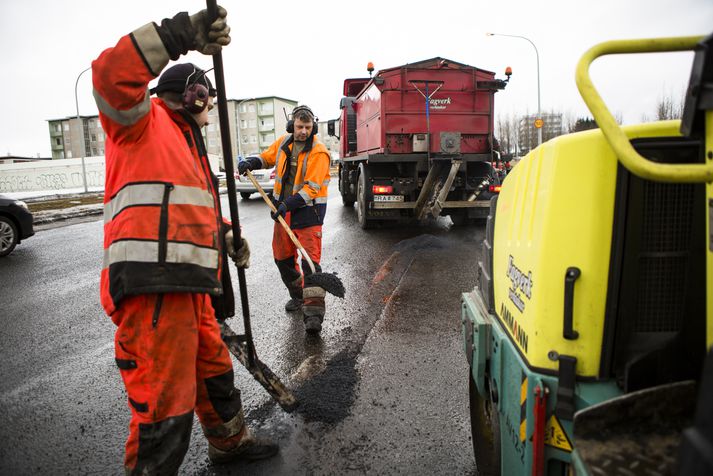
[0,185,484,475]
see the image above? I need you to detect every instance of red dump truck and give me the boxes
[327,57,510,228]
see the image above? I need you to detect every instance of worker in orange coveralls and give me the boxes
[238,105,331,335]
[92,5,278,473]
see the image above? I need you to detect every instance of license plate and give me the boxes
[252,173,264,180]
[373,195,404,202]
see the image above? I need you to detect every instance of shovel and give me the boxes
[245,170,345,298]
[207,0,296,412]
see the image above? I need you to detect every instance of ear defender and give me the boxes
[286,105,319,138]
[182,67,210,114]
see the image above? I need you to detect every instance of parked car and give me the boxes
[0,194,35,257]
[235,156,276,200]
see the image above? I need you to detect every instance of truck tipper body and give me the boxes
[328,57,509,228]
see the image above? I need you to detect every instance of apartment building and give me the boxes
[317,121,340,164]
[47,96,308,167]
[205,96,298,164]
[47,115,106,160]
[517,112,564,155]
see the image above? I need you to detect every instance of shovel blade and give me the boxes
[220,323,299,412]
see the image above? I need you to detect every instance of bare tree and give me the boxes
[496,112,519,155]
[655,89,685,120]
[563,110,578,134]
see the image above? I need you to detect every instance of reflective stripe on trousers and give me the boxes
[112,293,244,473]
[272,212,325,317]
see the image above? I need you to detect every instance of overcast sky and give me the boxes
[1,0,711,157]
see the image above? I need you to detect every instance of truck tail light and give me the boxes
[489,185,502,193]
[372,185,394,194]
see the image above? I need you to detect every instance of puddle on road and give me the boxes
[248,232,456,429]
[392,233,448,252]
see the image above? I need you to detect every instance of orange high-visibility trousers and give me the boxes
[272,212,325,317]
[111,293,245,474]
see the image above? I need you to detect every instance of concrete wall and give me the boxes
[0,155,221,193]
[0,156,105,193]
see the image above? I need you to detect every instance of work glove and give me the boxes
[268,193,280,209]
[271,202,288,222]
[237,156,262,175]
[225,230,250,268]
[189,5,231,55]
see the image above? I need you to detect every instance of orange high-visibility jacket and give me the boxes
[260,134,331,229]
[93,24,225,315]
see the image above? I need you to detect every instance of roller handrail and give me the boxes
[575,35,712,183]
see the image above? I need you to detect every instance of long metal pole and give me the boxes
[207,0,256,366]
[75,66,91,193]
[487,33,542,145]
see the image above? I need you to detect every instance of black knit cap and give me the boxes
[149,63,217,97]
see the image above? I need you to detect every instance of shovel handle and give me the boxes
[244,170,317,274]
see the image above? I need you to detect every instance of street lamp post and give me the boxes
[486,32,542,146]
[75,66,91,193]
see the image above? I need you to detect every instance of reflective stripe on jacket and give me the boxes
[93,25,224,315]
[260,134,331,229]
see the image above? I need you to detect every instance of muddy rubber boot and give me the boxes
[208,428,279,464]
[303,315,323,335]
[285,298,303,311]
[284,277,303,312]
[302,286,325,334]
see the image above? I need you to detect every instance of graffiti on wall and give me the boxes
[0,168,104,193]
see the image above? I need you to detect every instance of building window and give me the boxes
[248,119,256,128]
[259,102,273,114]
[250,135,257,143]
[91,134,97,142]
[261,133,275,143]
[63,123,69,131]
[248,104,255,113]
[59,151,64,159]
[240,120,247,129]
[241,135,248,144]
[239,103,247,113]
[67,151,73,158]
[54,123,61,133]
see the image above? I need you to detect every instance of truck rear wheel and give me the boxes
[469,371,501,475]
[339,164,355,207]
[356,165,373,229]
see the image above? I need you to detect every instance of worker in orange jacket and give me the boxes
[238,106,331,334]
[93,5,277,473]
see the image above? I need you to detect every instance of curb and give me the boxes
[30,187,231,225]
[33,205,104,225]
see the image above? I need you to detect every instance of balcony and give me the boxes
[258,123,275,132]
[257,106,274,117]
